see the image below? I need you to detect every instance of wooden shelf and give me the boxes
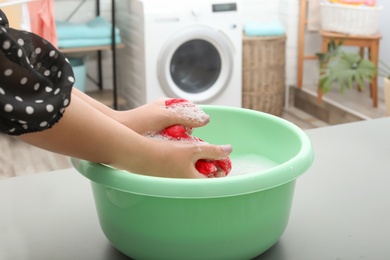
[56,0,121,109]
[59,43,125,54]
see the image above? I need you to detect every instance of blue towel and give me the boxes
[56,16,121,40]
[244,20,285,37]
[58,36,121,48]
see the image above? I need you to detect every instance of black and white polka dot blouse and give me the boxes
[0,9,74,136]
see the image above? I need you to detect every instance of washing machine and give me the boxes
[116,0,242,108]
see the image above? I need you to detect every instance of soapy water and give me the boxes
[228,154,278,177]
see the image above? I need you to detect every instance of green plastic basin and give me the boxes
[72,105,314,260]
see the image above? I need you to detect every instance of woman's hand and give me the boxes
[109,98,232,178]
[113,137,232,178]
[72,90,209,135]
[113,98,210,134]
[154,140,232,178]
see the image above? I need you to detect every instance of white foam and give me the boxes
[228,154,278,177]
[143,132,171,141]
[144,132,200,142]
[166,102,208,123]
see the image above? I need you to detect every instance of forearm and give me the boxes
[71,88,166,133]
[72,87,120,120]
[17,93,154,173]
[72,88,209,135]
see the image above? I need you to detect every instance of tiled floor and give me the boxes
[302,83,387,120]
[282,106,329,129]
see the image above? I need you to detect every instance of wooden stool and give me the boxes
[319,30,382,107]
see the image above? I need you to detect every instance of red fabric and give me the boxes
[163,99,232,177]
[165,98,189,107]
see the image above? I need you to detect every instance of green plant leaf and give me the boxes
[316,39,344,65]
[319,51,377,93]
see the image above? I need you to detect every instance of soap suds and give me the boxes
[166,101,209,123]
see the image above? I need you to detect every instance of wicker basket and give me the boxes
[320,3,382,35]
[242,35,286,116]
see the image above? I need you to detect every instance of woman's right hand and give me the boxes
[113,137,232,178]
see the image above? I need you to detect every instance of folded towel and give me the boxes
[56,16,120,40]
[57,36,121,49]
[244,20,285,37]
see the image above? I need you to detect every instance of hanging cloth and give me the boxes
[27,0,57,47]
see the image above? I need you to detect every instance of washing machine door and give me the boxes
[157,25,234,103]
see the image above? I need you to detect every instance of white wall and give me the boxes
[376,0,390,85]
[53,0,390,93]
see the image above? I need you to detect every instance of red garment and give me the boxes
[163,99,232,177]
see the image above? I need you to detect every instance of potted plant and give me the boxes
[317,39,390,116]
[317,40,377,95]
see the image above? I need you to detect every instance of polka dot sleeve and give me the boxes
[0,10,74,136]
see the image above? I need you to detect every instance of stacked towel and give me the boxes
[56,16,121,48]
[243,20,285,37]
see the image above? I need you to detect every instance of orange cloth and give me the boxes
[28,0,58,47]
[329,0,376,6]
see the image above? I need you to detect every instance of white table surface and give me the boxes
[1,118,390,260]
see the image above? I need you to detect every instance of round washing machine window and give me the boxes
[170,39,221,94]
[157,25,234,103]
